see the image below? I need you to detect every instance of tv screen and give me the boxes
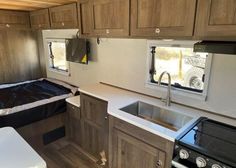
[66,38,89,64]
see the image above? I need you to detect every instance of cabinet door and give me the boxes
[30,9,50,29]
[49,3,78,29]
[66,103,82,145]
[0,10,30,29]
[195,0,236,38]
[112,129,165,168]
[90,0,130,37]
[80,94,109,164]
[131,0,196,37]
[78,0,92,36]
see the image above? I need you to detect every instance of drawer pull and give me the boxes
[105,116,108,120]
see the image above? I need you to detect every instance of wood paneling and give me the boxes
[30,9,50,29]
[195,0,236,39]
[0,30,42,84]
[131,0,197,37]
[90,0,130,37]
[0,10,30,29]
[0,0,77,11]
[49,3,78,29]
[80,93,109,166]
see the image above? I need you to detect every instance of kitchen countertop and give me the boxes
[66,96,80,107]
[0,127,46,168]
[76,83,236,142]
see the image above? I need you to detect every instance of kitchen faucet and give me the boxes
[158,71,171,106]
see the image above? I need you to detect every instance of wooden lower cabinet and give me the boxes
[66,103,82,145]
[80,93,109,166]
[112,129,166,168]
[110,116,174,168]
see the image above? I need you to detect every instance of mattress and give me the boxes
[0,78,78,128]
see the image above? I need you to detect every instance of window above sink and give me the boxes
[146,40,212,101]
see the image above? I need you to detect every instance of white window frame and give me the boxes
[46,38,70,76]
[145,40,212,101]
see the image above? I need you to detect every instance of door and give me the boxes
[195,0,236,38]
[30,9,50,29]
[90,0,130,37]
[112,129,166,168]
[80,93,109,165]
[49,3,78,29]
[0,10,30,29]
[78,0,92,36]
[131,0,197,37]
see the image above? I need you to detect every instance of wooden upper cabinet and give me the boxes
[0,10,30,29]
[90,0,130,37]
[195,0,236,38]
[78,0,92,35]
[49,3,78,29]
[30,9,50,29]
[131,0,197,37]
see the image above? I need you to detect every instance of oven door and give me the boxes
[172,156,198,168]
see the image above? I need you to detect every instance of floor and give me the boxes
[36,138,99,168]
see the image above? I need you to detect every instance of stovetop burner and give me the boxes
[173,117,236,168]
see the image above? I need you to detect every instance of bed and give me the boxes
[0,78,78,128]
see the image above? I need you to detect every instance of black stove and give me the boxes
[172,117,236,168]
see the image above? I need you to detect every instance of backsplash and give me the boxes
[39,29,236,119]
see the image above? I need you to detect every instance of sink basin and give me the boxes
[120,101,193,131]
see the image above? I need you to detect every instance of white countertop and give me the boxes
[78,83,236,142]
[0,127,46,168]
[66,96,80,107]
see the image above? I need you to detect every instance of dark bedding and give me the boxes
[0,79,71,109]
[0,79,77,128]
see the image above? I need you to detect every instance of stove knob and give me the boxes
[179,149,189,159]
[212,164,222,168]
[196,157,207,168]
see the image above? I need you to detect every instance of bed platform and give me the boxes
[0,78,78,148]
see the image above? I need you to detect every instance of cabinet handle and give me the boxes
[106,29,110,34]
[105,116,108,120]
[155,28,160,34]
[62,22,65,26]
[156,160,162,168]
[6,24,10,28]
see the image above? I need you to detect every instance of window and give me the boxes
[148,41,212,95]
[47,39,69,73]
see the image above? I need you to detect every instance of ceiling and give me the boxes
[0,0,77,11]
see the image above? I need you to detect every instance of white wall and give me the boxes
[40,29,236,119]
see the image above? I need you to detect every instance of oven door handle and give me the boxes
[171,160,189,168]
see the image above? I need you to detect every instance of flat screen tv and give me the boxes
[66,38,89,64]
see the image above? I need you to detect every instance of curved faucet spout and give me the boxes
[158,71,171,106]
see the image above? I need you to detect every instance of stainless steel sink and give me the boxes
[120,101,193,131]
